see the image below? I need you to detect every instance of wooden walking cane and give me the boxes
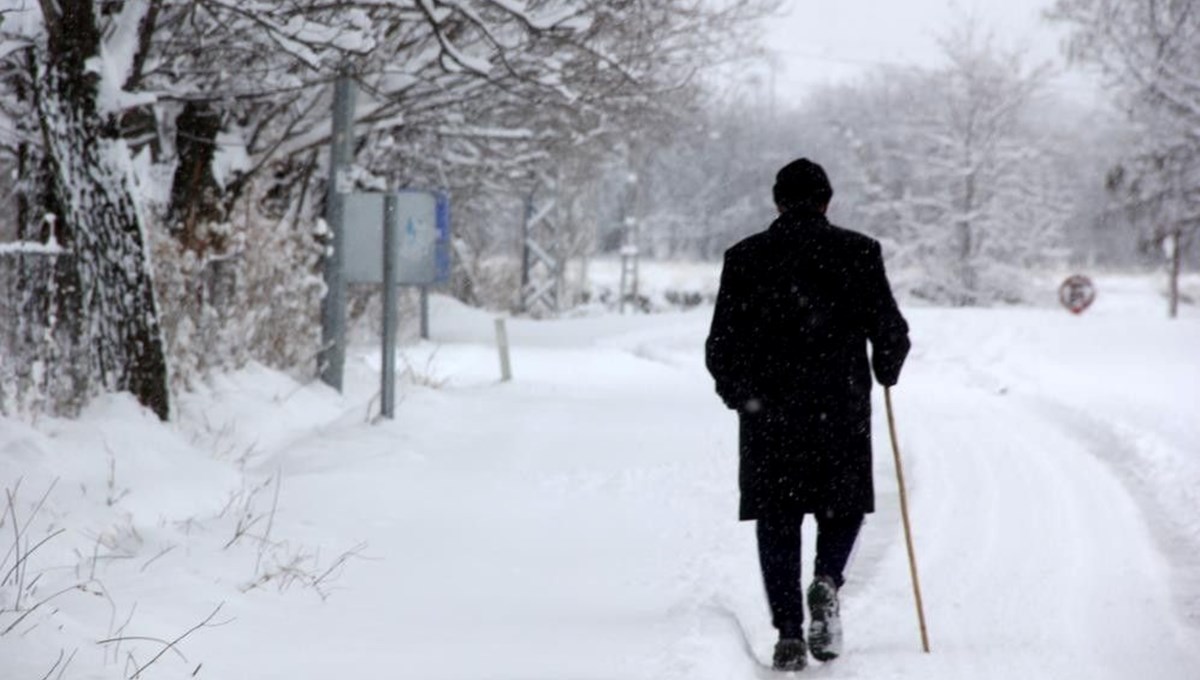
[884,386,931,653]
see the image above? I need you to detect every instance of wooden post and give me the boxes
[495,318,512,382]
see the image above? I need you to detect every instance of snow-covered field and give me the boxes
[3,271,1199,679]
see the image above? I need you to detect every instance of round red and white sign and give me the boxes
[1059,275,1096,315]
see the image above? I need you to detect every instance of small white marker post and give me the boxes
[494,318,512,382]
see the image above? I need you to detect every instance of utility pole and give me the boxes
[319,75,355,391]
[519,184,560,316]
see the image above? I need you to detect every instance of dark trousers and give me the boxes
[757,512,863,637]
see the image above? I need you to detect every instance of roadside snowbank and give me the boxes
[1,369,361,679]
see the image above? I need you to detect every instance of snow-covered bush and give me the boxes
[152,197,326,395]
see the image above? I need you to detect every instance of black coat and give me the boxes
[705,207,910,520]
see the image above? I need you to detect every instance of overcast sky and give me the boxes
[758,0,1105,106]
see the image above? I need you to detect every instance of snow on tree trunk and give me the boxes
[32,1,170,420]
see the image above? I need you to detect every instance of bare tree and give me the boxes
[17,0,170,418]
[0,0,780,413]
[809,20,1070,304]
[1050,0,1200,317]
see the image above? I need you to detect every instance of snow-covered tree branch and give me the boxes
[1050,0,1200,316]
[0,0,780,415]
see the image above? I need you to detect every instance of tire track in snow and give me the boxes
[684,376,1200,679]
[1026,396,1200,630]
[587,308,1200,680]
[608,316,1199,679]
[826,377,1200,679]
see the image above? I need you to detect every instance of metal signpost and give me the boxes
[319,76,356,392]
[343,189,451,419]
[381,195,399,418]
[315,75,451,416]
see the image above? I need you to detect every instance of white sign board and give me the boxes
[344,191,445,285]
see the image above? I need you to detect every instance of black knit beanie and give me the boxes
[773,158,833,211]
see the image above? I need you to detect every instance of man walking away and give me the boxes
[705,158,910,671]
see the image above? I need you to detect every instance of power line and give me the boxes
[769,48,900,69]
[768,47,1104,98]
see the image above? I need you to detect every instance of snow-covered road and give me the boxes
[183,284,1200,680]
[6,277,1198,679]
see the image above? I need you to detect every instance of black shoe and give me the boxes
[772,636,808,672]
[807,576,842,662]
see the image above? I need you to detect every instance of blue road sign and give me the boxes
[344,189,451,286]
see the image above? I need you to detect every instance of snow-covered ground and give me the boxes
[3,272,1199,679]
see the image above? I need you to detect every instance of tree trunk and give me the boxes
[168,100,226,251]
[958,171,977,306]
[33,0,170,420]
[1168,229,1181,319]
